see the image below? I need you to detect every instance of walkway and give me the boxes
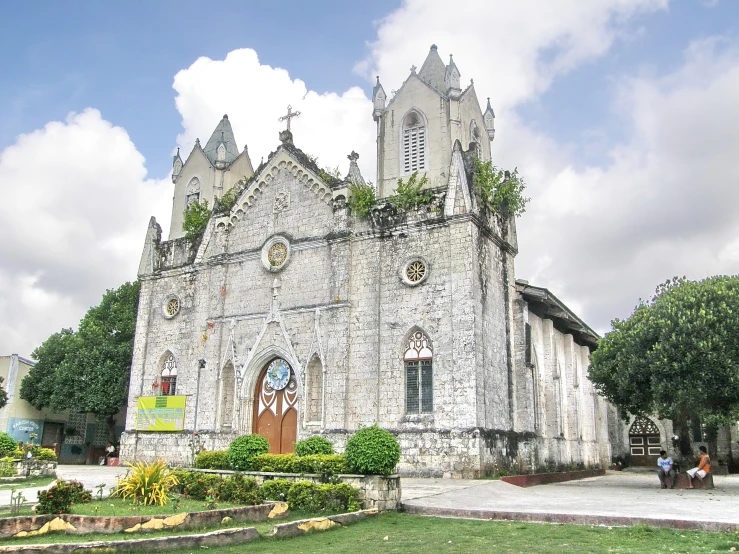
[402,470,739,531]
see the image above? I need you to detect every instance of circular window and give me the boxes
[261,235,291,272]
[400,257,430,287]
[163,295,181,319]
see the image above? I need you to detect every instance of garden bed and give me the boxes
[500,468,605,487]
[186,468,401,511]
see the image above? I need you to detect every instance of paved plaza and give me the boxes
[402,470,739,530]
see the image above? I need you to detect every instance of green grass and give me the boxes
[0,475,55,491]
[158,513,739,554]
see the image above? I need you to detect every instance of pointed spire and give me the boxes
[372,76,386,121]
[172,147,183,183]
[483,97,496,141]
[418,44,447,93]
[445,53,461,96]
[345,151,365,186]
[203,114,239,168]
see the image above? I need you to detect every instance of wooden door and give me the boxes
[629,416,662,466]
[253,359,298,454]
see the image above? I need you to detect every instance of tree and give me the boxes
[0,377,8,410]
[21,281,141,440]
[589,276,739,458]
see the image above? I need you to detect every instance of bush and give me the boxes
[260,479,292,501]
[226,434,270,471]
[0,432,16,458]
[0,457,16,477]
[35,448,57,462]
[112,459,179,506]
[195,450,229,470]
[344,426,400,476]
[37,479,92,514]
[292,454,348,476]
[286,481,361,512]
[217,474,264,505]
[180,473,223,501]
[10,448,24,460]
[295,436,334,457]
[182,199,211,240]
[251,453,296,473]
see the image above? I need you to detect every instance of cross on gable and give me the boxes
[278,105,301,131]
[347,151,359,163]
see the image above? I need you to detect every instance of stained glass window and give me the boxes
[161,354,178,396]
[405,331,433,414]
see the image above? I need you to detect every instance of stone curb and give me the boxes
[500,469,605,487]
[401,504,739,532]
[0,526,260,553]
[270,508,379,538]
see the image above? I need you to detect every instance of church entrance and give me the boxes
[252,358,298,454]
[629,416,662,466]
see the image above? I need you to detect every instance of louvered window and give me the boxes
[404,330,433,414]
[402,111,427,174]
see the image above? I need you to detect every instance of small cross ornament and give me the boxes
[278,105,301,131]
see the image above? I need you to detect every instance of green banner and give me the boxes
[136,396,186,431]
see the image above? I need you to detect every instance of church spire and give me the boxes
[345,151,366,186]
[372,76,386,121]
[171,147,183,183]
[203,114,239,169]
[445,54,461,97]
[483,97,496,141]
[417,44,447,93]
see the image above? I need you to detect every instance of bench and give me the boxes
[671,472,714,489]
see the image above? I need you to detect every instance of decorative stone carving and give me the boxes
[163,295,181,319]
[274,190,290,213]
[400,257,430,287]
[261,236,291,272]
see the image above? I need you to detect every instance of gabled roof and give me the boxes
[203,114,240,167]
[515,280,600,349]
[417,44,447,94]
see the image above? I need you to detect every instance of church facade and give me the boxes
[120,45,614,477]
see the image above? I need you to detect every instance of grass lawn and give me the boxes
[0,475,55,491]
[155,513,739,554]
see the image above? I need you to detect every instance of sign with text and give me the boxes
[136,396,186,431]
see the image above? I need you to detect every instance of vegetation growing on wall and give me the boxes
[473,158,529,217]
[182,199,211,240]
[347,181,376,218]
[389,172,434,211]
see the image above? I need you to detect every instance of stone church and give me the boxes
[120,45,615,477]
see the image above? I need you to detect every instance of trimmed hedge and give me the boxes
[293,454,349,475]
[35,448,57,462]
[195,450,229,470]
[251,453,296,473]
[286,481,361,512]
[295,436,334,456]
[226,434,269,471]
[344,425,400,475]
[173,470,263,504]
[261,478,292,501]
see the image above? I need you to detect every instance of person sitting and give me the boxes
[686,445,711,489]
[657,450,676,489]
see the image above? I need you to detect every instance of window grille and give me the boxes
[404,330,433,414]
[402,111,426,174]
[161,354,178,396]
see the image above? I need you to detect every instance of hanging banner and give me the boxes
[136,396,186,431]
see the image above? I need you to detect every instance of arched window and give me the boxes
[402,110,427,174]
[220,362,235,428]
[161,354,178,396]
[404,330,433,414]
[217,143,226,162]
[186,177,201,206]
[305,355,323,423]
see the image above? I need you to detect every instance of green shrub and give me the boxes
[261,479,292,501]
[216,474,264,505]
[0,457,16,477]
[389,172,433,211]
[292,454,348,475]
[347,181,376,218]
[344,426,400,475]
[286,481,361,512]
[112,460,179,506]
[295,436,334,456]
[0,432,16,458]
[37,479,92,514]
[35,448,57,462]
[181,473,223,501]
[182,199,211,240]
[251,453,296,473]
[195,450,229,470]
[226,434,270,471]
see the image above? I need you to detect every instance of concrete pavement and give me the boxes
[401,470,739,531]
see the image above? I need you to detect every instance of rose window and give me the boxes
[406,261,426,283]
[268,243,288,267]
[166,298,180,317]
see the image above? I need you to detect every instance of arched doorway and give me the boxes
[252,358,298,453]
[629,416,661,466]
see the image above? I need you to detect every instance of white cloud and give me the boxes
[0,109,171,357]
[172,49,377,184]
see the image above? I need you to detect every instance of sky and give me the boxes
[1,0,738,358]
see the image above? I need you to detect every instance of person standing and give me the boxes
[686,446,711,489]
[657,450,676,489]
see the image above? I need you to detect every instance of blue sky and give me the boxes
[1,0,738,357]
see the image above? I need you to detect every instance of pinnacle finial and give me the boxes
[348,151,359,163]
[223,114,228,119]
[430,44,437,51]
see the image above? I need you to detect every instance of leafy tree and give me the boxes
[21,281,141,440]
[589,276,739,457]
[389,172,434,211]
[473,158,529,217]
[0,378,8,410]
[182,199,210,240]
